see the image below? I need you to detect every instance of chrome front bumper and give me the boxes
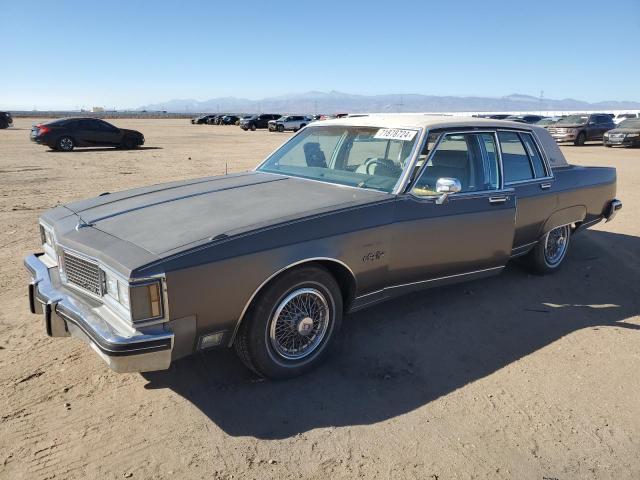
[25,254,174,373]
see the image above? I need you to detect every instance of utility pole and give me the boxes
[395,95,404,112]
[539,90,544,115]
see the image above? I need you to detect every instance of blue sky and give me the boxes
[1,0,639,109]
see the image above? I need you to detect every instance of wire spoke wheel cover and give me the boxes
[544,225,570,266]
[269,287,330,361]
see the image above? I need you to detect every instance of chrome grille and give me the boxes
[63,251,103,296]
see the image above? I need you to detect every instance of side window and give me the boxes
[498,131,534,183]
[519,133,547,178]
[412,132,499,196]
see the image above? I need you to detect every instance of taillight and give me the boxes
[38,125,50,135]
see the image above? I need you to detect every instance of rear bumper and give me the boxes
[24,253,174,373]
[605,199,622,223]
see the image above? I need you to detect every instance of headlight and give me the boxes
[130,281,163,322]
[40,224,53,247]
[102,269,130,309]
[627,133,639,138]
[102,270,163,322]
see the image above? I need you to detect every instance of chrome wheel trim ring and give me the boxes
[268,287,330,361]
[544,225,569,266]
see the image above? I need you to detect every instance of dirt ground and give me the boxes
[1,118,639,480]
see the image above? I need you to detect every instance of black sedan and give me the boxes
[30,118,144,152]
[0,111,13,129]
[603,119,640,148]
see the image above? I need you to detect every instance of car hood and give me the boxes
[62,171,388,258]
[553,124,587,128]
[608,128,640,134]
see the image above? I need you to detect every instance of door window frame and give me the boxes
[497,129,554,186]
[407,129,506,199]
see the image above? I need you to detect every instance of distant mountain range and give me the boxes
[139,91,640,114]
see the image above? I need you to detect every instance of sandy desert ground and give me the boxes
[0,118,639,480]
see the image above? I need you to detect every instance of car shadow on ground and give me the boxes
[142,229,640,439]
[46,146,163,152]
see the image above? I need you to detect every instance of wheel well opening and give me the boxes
[314,260,357,312]
[232,259,357,346]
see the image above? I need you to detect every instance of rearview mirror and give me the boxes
[435,177,461,205]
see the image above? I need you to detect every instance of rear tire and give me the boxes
[57,136,75,152]
[234,265,343,379]
[524,225,571,275]
[574,132,586,146]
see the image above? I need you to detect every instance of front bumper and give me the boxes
[551,133,577,142]
[25,253,174,373]
[604,136,640,147]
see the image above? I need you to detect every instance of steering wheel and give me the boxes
[364,158,395,175]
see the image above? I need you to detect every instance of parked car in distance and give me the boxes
[0,111,13,129]
[30,118,144,151]
[191,114,216,124]
[25,115,622,379]
[613,113,640,124]
[535,117,563,129]
[488,114,511,120]
[240,114,281,131]
[268,115,311,132]
[603,118,640,147]
[505,114,546,124]
[548,113,616,146]
[221,115,242,125]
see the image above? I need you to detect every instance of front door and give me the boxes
[390,131,516,294]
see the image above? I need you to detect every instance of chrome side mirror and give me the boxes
[435,177,462,205]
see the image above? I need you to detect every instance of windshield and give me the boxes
[618,119,640,129]
[536,118,555,125]
[257,125,419,192]
[557,115,588,125]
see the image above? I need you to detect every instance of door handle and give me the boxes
[540,183,552,190]
[488,196,508,204]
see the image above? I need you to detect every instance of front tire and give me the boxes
[250,124,257,131]
[574,132,586,146]
[121,137,137,149]
[524,225,571,274]
[234,265,343,379]
[277,124,284,132]
[57,136,75,151]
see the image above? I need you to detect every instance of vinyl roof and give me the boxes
[315,114,539,131]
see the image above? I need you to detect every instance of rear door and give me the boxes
[390,130,516,291]
[498,129,556,254]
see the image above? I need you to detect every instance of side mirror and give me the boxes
[435,177,462,204]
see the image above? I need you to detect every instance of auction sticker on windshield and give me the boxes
[374,128,417,141]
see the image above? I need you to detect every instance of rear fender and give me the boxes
[541,206,586,236]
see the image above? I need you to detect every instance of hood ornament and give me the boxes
[75,219,94,230]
